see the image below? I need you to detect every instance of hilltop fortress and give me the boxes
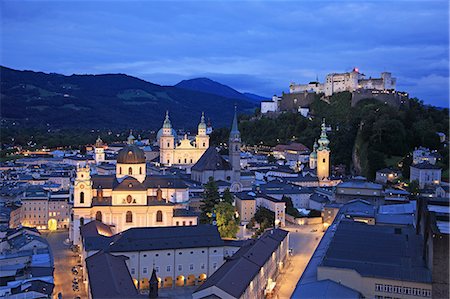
[262,68,408,114]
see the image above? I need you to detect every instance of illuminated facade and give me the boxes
[158,112,209,167]
[70,134,197,245]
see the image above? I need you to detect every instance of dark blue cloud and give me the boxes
[1,0,448,107]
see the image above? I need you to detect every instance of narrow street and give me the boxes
[43,230,87,299]
[273,223,324,299]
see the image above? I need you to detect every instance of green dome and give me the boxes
[198,112,207,131]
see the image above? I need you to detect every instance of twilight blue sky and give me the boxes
[1,0,449,107]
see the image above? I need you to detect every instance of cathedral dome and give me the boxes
[156,128,177,142]
[117,145,146,164]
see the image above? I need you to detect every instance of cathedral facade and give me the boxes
[159,112,209,167]
[70,134,197,245]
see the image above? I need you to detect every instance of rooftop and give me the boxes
[320,221,431,283]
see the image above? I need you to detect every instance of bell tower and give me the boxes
[159,111,175,166]
[196,112,209,149]
[74,164,92,208]
[317,119,330,180]
[229,107,241,183]
[94,136,105,165]
[309,140,318,169]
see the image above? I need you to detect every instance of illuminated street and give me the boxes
[43,230,87,299]
[273,223,324,299]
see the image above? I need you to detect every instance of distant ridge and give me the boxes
[175,77,268,103]
[0,66,256,129]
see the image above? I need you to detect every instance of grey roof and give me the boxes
[192,147,232,171]
[320,221,431,283]
[80,220,115,251]
[107,225,224,252]
[86,252,139,298]
[173,208,199,217]
[375,214,414,226]
[194,229,288,298]
[411,162,441,170]
[292,279,362,299]
[309,193,330,204]
[113,177,147,191]
[12,280,55,296]
[117,144,146,164]
[340,199,376,218]
[234,192,255,201]
[91,175,188,190]
[337,180,383,190]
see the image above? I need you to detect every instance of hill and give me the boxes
[0,66,257,130]
[175,78,267,103]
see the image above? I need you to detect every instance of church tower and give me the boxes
[94,137,105,165]
[196,112,209,150]
[309,140,318,169]
[159,111,175,166]
[229,107,241,185]
[317,119,330,180]
[74,164,92,208]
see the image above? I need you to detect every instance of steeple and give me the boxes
[318,119,330,150]
[127,130,135,145]
[95,136,103,148]
[230,106,240,141]
[149,268,158,298]
[163,111,172,129]
[198,112,207,133]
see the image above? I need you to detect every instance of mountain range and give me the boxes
[0,66,266,130]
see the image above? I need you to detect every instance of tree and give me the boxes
[222,188,234,204]
[215,202,239,239]
[254,206,275,230]
[267,154,277,163]
[408,180,420,197]
[199,177,220,224]
[281,195,301,218]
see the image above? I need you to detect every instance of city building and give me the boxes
[192,229,289,299]
[410,162,441,189]
[70,135,198,245]
[17,186,71,230]
[81,224,241,291]
[289,68,396,97]
[317,221,432,299]
[316,120,330,181]
[0,227,54,298]
[413,147,439,165]
[191,108,242,192]
[334,179,384,206]
[375,168,401,184]
[158,112,209,167]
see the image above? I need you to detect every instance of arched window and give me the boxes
[203,143,205,147]
[80,217,84,226]
[184,158,187,163]
[235,145,238,151]
[323,158,326,163]
[139,167,142,175]
[128,167,133,175]
[178,159,181,163]
[167,142,170,147]
[126,211,133,223]
[119,167,122,174]
[80,192,85,204]
[95,211,102,222]
[156,210,163,222]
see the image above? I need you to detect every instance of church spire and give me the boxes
[230,105,240,141]
[163,111,172,129]
[318,119,330,150]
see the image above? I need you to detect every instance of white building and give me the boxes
[413,147,439,165]
[410,162,442,189]
[70,134,197,246]
[289,68,396,97]
[260,96,281,114]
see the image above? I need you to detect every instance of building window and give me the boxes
[126,211,133,223]
[202,143,205,147]
[213,263,217,269]
[80,192,84,204]
[189,264,194,270]
[139,167,142,175]
[143,268,147,274]
[155,267,159,272]
[184,158,187,163]
[176,221,179,226]
[80,217,84,226]
[95,211,102,222]
[190,159,193,163]
[119,167,122,174]
[201,264,205,269]
[189,221,193,225]
[98,188,103,199]
[167,142,170,148]
[182,221,186,226]
[178,265,182,271]
[167,266,171,272]
[131,268,135,275]
[128,167,132,175]
[127,195,133,204]
[178,159,181,163]
[156,210,163,222]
